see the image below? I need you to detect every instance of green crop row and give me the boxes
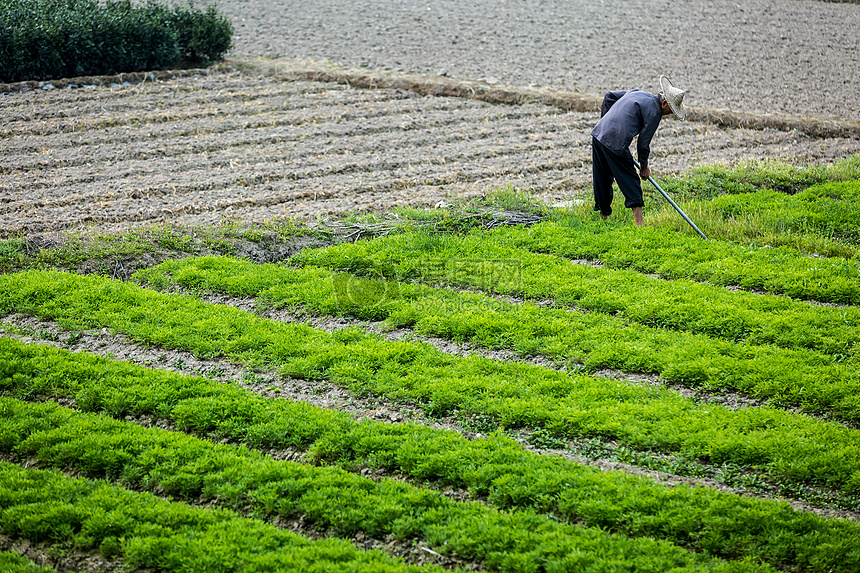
[0,0,232,83]
[651,159,860,256]
[135,255,860,423]
[707,181,860,244]
[0,460,442,573]
[0,397,786,573]
[3,339,859,572]
[0,552,64,573]
[657,155,860,200]
[2,271,860,494]
[291,226,860,360]
[493,213,860,304]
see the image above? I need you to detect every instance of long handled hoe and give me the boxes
[633,158,708,239]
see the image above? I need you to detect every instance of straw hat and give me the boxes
[659,75,686,120]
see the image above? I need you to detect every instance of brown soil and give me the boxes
[2,0,858,238]
[2,62,859,239]
[219,0,860,123]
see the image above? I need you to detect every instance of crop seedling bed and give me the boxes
[3,340,860,572]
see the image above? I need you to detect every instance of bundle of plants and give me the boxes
[0,0,233,83]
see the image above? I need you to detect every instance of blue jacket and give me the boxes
[590,89,662,168]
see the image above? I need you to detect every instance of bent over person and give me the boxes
[590,75,686,225]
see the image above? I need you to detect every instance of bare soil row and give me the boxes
[222,0,860,123]
[3,66,859,239]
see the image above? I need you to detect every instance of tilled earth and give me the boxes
[222,0,860,123]
[3,66,860,238]
[2,0,859,237]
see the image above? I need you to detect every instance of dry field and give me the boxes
[3,60,860,239]
[2,0,859,238]
[221,0,860,123]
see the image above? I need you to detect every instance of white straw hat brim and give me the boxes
[660,75,686,120]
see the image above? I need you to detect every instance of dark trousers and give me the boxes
[592,137,644,217]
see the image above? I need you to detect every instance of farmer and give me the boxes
[590,75,686,226]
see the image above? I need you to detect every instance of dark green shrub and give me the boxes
[0,0,233,83]
[166,3,233,63]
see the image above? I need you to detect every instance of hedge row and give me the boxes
[0,0,232,83]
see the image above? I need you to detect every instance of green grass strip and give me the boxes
[0,461,437,573]
[290,227,860,361]
[135,255,860,423]
[496,213,860,303]
[2,270,860,493]
[707,181,860,241]
[3,339,858,572]
[657,172,860,257]
[0,397,783,573]
[658,155,860,201]
[0,552,66,573]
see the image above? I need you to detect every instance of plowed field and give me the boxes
[3,65,860,238]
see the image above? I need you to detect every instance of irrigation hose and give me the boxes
[632,158,708,240]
